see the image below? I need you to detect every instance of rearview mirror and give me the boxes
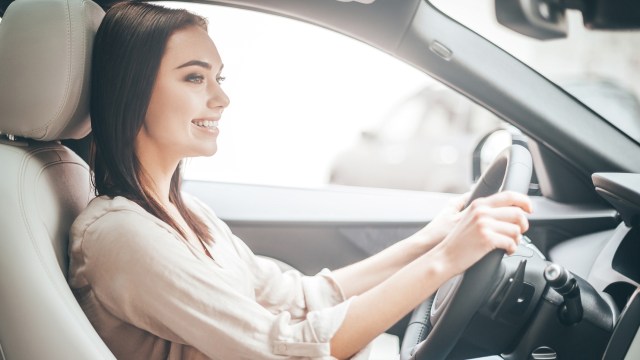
[495,0,568,40]
[496,0,640,40]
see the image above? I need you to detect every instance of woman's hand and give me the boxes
[330,191,532,359]
[431,191,532,276]
[409,192,470,252]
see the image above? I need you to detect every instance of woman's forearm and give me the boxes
[331,194,468,299]
[331,231,436,298]
[330,248,451,359]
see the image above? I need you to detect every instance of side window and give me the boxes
[166,2,507,193]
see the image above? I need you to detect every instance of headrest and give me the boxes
[0,0,104,141]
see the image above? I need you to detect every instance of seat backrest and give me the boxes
[0,0,115,358]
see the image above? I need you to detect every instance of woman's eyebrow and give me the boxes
[175,60,212,70]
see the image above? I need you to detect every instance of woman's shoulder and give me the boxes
[76,194,145,219]
[69,195,190,269]
[71,196,155,241]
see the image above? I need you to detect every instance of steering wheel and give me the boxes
[400,144,533,360]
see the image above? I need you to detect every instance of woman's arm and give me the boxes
[331,193,468,298]
[77,207,352,359]
[330,191,532,359]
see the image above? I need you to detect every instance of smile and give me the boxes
[192,119,219,130]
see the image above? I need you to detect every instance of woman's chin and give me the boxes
[203,146,218,157]
[187,145,218,158]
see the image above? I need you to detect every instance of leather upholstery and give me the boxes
[0,0,102,141]
[0,0,115,358]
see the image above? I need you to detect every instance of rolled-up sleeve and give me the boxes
[76,209,356,359]
[229,234,348,316]
[191,196,349,316]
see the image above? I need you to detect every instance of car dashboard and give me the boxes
[548,173,640,359]
[445,172,640,360]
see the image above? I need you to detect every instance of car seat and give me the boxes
[0,0,115,358]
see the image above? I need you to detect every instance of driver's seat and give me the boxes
[0,0,115,358]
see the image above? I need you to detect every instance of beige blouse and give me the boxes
[68,195,372,360]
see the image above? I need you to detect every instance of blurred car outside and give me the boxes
[329,78,640,194]
[328,85,505,193]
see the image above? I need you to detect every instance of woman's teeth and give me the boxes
[193,120,218,129]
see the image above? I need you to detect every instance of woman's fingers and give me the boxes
[478,206,529,233]
[480,218,523,250]
[463,196,529,255]
[484,231,520,255]
[437,191,533,275]
[470,191,533,214]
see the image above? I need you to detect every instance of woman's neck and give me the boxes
[135,150,180,208]
[142,167,174,207]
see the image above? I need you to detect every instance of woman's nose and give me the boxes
[207,83,230,110]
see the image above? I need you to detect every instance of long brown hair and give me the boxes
[90,2,211,243]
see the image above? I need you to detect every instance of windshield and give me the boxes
[431,0,640,143]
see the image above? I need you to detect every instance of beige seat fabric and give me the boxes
[0,0,114,358]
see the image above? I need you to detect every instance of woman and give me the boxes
[68,2,532,359]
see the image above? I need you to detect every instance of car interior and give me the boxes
[1,0,639,359]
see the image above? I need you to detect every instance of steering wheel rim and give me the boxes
[401,144,533,360]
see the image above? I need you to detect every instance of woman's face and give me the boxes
[137,26,230,163]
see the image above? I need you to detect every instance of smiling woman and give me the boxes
[88,2,222,247]
[65,2,532,360]
[142,29,228,158]
[138,26,229,187]
[2,0,640,359]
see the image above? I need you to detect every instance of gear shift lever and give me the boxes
[543,263,583,325]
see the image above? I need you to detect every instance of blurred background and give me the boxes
[163,0,640,194]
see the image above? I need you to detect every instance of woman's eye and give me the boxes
[216,75,226,85]
[186,74,205,84]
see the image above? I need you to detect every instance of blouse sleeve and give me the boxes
[77,209,355,359]
[251,255,348,319]
[212,224,347,318]
[188,195,349,318]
